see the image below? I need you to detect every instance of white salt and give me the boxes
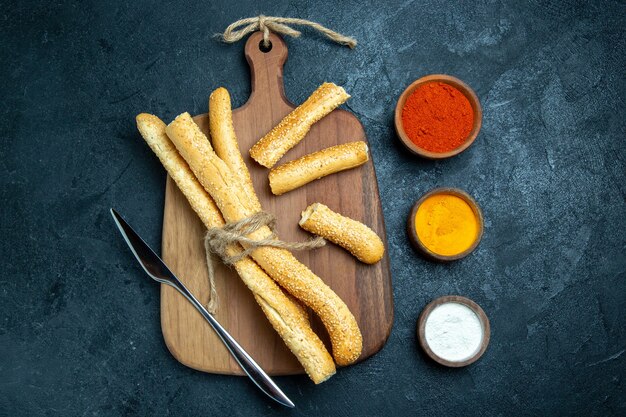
[424,302,483,362]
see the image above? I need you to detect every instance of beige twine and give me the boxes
[221,15,357,49]
[203,211,325,313]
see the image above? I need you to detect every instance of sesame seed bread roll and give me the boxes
[300,203,385,264]
[166,113,363,366]
[249,82,350,168]
[209,87,261,212]
[210,87,310,317]
[269,141,369,195]
[136,113,335,383]
[136,113,224,227]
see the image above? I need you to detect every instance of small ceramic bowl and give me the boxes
[418,295,490,367]
[407,187,484,262]
[395,74,482,159]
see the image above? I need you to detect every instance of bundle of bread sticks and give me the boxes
[136,82,384,384]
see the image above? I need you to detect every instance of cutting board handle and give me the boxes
[242,31,292,109]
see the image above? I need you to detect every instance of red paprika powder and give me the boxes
[401,82,474,153]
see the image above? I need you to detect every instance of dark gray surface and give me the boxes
[2,0,625,415]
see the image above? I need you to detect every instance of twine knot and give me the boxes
[203,212,325,313]
[221,15,357,49]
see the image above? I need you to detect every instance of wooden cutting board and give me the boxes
[160,31,393,375]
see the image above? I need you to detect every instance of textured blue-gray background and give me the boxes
[2,0,625,415]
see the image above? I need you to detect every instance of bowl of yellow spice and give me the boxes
[408,188,483,261]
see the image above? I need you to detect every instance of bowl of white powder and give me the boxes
[418,296,490,367]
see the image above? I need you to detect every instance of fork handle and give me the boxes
[165,279,294,408]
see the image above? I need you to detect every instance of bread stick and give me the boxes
[249,82,350,168]
[210,87,312,316]
[167,113,363,366]
[269,141,369,195]
[209,87,261,212]
[136,113,335,383]
[136,114,223,227]
[300,203,385,264]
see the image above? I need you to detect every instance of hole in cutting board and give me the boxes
[259,40,273,53]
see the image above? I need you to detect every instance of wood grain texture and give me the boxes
[160,31,393,375]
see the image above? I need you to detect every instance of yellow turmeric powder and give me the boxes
[415,193,479,256]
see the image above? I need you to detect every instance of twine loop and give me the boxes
[203,212,325,313]
[221,15,357,48]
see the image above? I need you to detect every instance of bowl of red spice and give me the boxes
[395,74,482,159]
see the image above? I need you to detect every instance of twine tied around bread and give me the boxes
[203,211,325,313]
[220,15,357,49]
